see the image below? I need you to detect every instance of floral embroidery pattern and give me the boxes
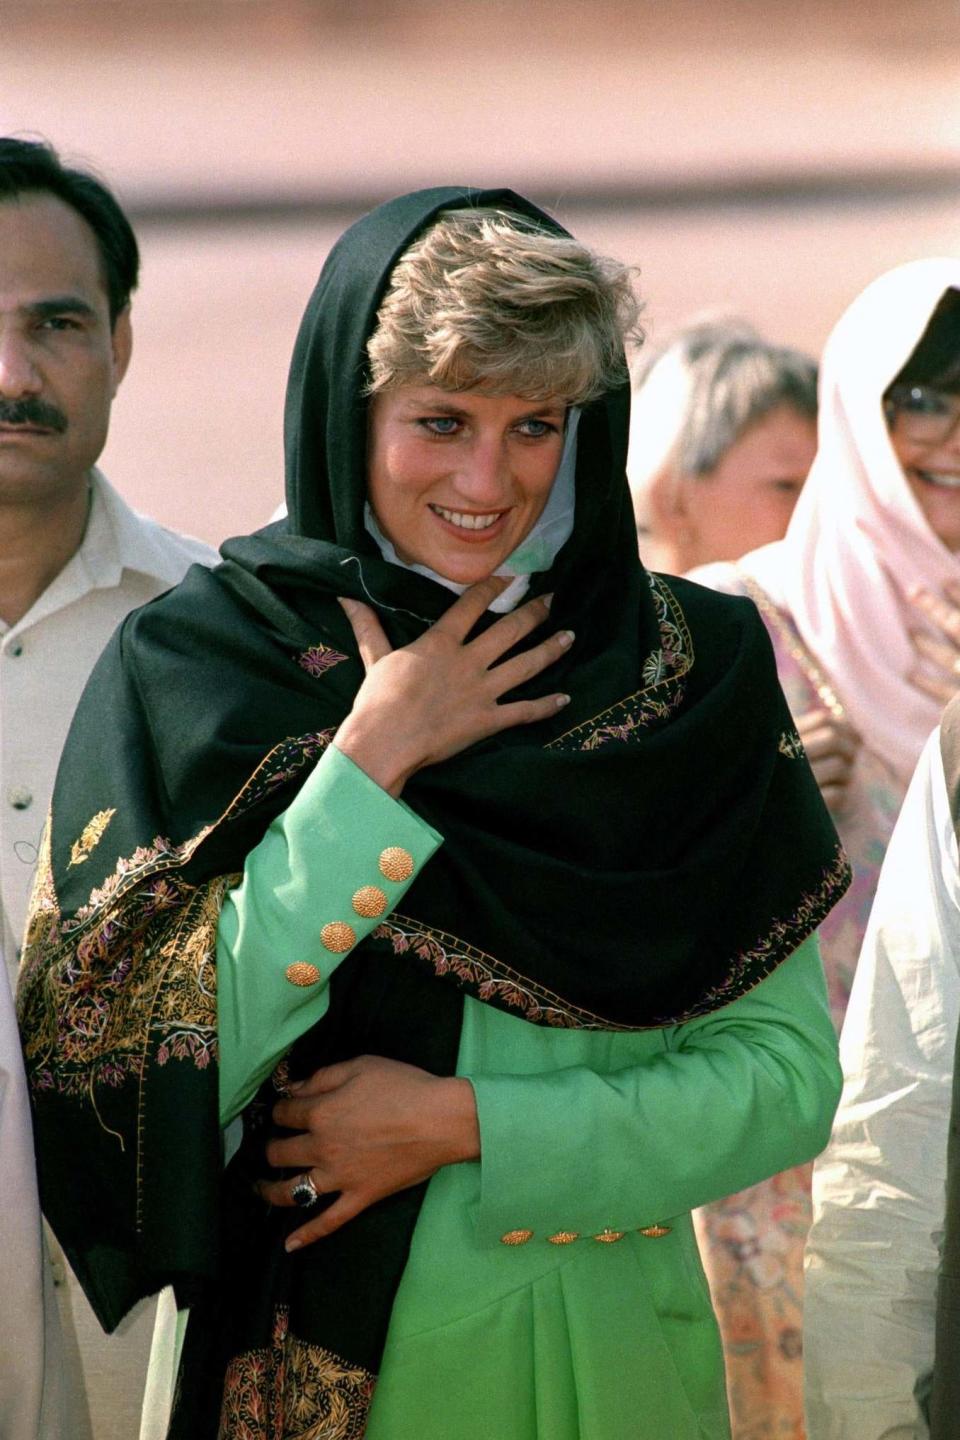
[777,729,805,761]
[18,732,337,1120]
[548,573,693,752]
[376,845,849,1032]
[219,1305,375,1440]
[373,914,620,1030]
[68,807,117,867]
[297,644,349,680]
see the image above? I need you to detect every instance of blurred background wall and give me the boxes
[2,0,959,544]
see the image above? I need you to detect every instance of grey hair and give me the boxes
[365,206,643,405]
[633,319,818,476]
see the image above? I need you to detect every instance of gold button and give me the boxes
[638,1224,672,1238]
[379,846,414,883]
[500,1229,534,1246]
[352,884,388,919]
[593,1229,625,1244]
[286,962,321,987]
[320,921,356,953]
[547,1231,580,1246]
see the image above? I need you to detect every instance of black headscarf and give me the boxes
[19,187,849,1436]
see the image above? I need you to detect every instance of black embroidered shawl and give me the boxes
[18,187,849,1437]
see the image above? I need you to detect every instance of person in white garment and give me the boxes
[804,707,960,1438]
[0,137,216,1440]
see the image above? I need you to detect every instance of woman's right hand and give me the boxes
[332,577,573,797]
[795,708,861,815]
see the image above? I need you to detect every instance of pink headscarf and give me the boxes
[741,258,960,786]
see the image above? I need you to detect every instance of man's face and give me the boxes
[0,193,131,509]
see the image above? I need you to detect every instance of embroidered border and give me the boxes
[737,571,846,722]
[547,572,694,751]
[376,843,850,1032]
[218,1305,375,1440]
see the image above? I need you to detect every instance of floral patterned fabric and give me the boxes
[691,570,905,1439]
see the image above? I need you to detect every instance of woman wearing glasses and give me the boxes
[687,261,960,1438]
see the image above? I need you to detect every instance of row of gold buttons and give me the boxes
[500,1224,672,1246]
[285,846,415,987]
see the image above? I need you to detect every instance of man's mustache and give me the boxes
[0,398,67,433]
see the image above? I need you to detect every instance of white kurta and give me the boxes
[0,471,216,1440]
[804,729,960,1440]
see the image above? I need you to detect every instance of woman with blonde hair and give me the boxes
[19,188,846,1439]
[690,259,960,1439]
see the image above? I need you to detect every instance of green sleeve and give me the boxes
[216,744,443,1124]
[469,933,841,1243]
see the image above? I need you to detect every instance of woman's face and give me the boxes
[887,385,960,551]
[367,384,567,584]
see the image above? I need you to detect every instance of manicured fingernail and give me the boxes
[558,629,575,649]
[556,694,571,709]
[286,1237,303,1253]
[288,1078,305,1091]
[337,596,356,612]
[542,593,554,610]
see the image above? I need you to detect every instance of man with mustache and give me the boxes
[0,137,215,1440]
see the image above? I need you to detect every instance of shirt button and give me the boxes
[7,786,32,811]
[500,1229,534,1246]
[320,920,356,953]
[547,1231,580,1245]
[286,962,321,987]
[378,846,414,883]
[637,1224,672,1238]
[7,641,23,657]
[593,1229,626,1244]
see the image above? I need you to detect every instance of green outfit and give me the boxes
[213,745,840,1439]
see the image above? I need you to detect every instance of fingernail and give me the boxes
[337,596,356,612]
[286,1237,303,1253]
[556,694,571,709]
[542,593,554,611]
[558,629,575,649]
[288,1079,305,1091]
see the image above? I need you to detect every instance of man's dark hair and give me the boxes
[0,136,139,325]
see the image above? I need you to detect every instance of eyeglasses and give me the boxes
[884,384,960,446]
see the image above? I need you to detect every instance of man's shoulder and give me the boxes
[93,471,218,584]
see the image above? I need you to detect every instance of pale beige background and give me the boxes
[2,0,959,545]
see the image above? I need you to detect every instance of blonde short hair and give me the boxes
[365,207,642,405]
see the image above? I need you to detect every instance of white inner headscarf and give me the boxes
[739,258,960,785]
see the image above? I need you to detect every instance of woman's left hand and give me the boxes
[909,581,960,705]
[256,1055,480,1251]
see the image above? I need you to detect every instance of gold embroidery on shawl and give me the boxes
[219,1305,375,1440]
[17,732,336,1131]
[778,729,806,760]
[375,842,850,1030]
[68,808,117,867]
[548,573,694,751]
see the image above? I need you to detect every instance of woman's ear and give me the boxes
[646,465,698,573]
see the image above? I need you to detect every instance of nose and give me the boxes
[0,327,42,399]
[453,436,510,507]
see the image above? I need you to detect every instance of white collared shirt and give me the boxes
[0,470,215,1440]
[0,469,216,987]
[805,728,960,1440]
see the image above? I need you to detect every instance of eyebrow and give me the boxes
[25,295,98,321]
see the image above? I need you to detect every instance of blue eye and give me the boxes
[422,416,460,435]
[517,418,558,438]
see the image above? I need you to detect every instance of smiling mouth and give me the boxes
[429,503,507,532]
[914,468,960,491]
